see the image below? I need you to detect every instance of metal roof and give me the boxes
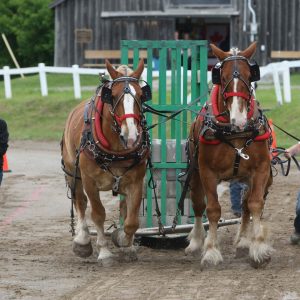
[49,0,67,9]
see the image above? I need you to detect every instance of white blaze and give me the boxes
[121,84,138,142]
[230,78,247,129]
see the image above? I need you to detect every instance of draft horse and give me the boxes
[185,42,273,267]
[61,60,151,262]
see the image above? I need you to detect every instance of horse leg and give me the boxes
[201,176,223,266]
[82,179,115,263]
[111,181,143,261]
[70,179,93,258]
[247,174,273,268]
[185,170,206,256]
[235,187,251,258]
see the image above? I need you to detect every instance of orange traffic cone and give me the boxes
[3,154,11,172]
[268,119,277,158]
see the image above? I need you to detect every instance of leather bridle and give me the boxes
[220,56,254,103]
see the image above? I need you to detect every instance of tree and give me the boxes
[0,2,18,67]
[0,0,54,68]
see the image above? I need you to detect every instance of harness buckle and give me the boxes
[235,147,250,160]
[112,176,122,192]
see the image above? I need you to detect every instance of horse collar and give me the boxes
[80,97,150,172]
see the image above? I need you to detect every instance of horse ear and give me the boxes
[130,59,144,79]
[210,43,230,61]
[105,59,119,80]
[238,42,257,59]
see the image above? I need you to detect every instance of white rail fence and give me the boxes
[0,61,299,104]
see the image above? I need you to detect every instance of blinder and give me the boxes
[212,62,222,85]
[101,86,113,104]
[141,84,152,102]
[211,58,260,85]
[249,61,260,82]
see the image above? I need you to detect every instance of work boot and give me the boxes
[290,232,300,245]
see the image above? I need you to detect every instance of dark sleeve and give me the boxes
[0,119,9,156]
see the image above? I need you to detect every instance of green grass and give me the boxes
[0,74,100,140]
[0,73,300,148]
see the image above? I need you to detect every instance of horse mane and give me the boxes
[116,65,133,76]
[229,47,239,55]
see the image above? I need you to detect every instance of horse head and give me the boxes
[102,59,151,149]
[211,42,259,131]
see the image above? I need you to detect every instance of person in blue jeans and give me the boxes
[285,142,300,244]
[0,118,9,186]
[229,180,247,217]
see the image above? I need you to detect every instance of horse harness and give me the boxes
[81,77,151,193]
[62,76,151,197]
[201,52,270,176]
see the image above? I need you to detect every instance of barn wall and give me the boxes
[232,0,300,65]
[53,0,300,67]
[53,0,174,66]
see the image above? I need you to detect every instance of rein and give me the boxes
[143,88,210,131]
[269,124,300,176]
[271,148,300,176]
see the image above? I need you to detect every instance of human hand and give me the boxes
[284,142,300,159]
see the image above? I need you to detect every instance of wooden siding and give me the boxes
[233,0,300,65]
[52,0,300,66]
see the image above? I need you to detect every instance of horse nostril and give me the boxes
[127,138,135,148]
[120,135,127,147]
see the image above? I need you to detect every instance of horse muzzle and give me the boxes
[231,118,247,132]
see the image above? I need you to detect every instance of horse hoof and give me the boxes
[185,246,201,257]
[119,247,138,262]
[111,228,123,247]
[72,241,93,258]
[201,248,223,266]
[99,257,117,267]
[235,247,249,258]
[249,256,271,269]
[111,228,131,247]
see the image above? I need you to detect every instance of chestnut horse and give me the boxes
[61,60,150,262]
[185,42,273,267]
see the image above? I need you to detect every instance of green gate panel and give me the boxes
[121,40,208,228]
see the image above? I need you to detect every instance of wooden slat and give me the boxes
[84,49,148,68]
[84,49,148,60]
[271,51,300,58]
[84,50,121,59]
[82,63,106,67]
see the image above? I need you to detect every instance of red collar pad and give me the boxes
[95,97,111,149]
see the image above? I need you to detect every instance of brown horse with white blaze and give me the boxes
[61,60,150,262]
[185,42,273,268]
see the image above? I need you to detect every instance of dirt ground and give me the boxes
[1,140,300,300]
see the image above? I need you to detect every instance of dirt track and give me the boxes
[1,141,300,300]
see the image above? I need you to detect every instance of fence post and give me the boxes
[72,64,81,99]
[282,62,291,103]
[38,63,48,96]
[272,65,283,105]
[3,66,12,99]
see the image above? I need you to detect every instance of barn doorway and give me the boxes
[175,17,230,69]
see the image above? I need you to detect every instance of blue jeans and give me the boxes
[230,181,247,214]
[294,190,300,233]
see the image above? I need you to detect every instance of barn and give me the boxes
[50,0,300,67]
